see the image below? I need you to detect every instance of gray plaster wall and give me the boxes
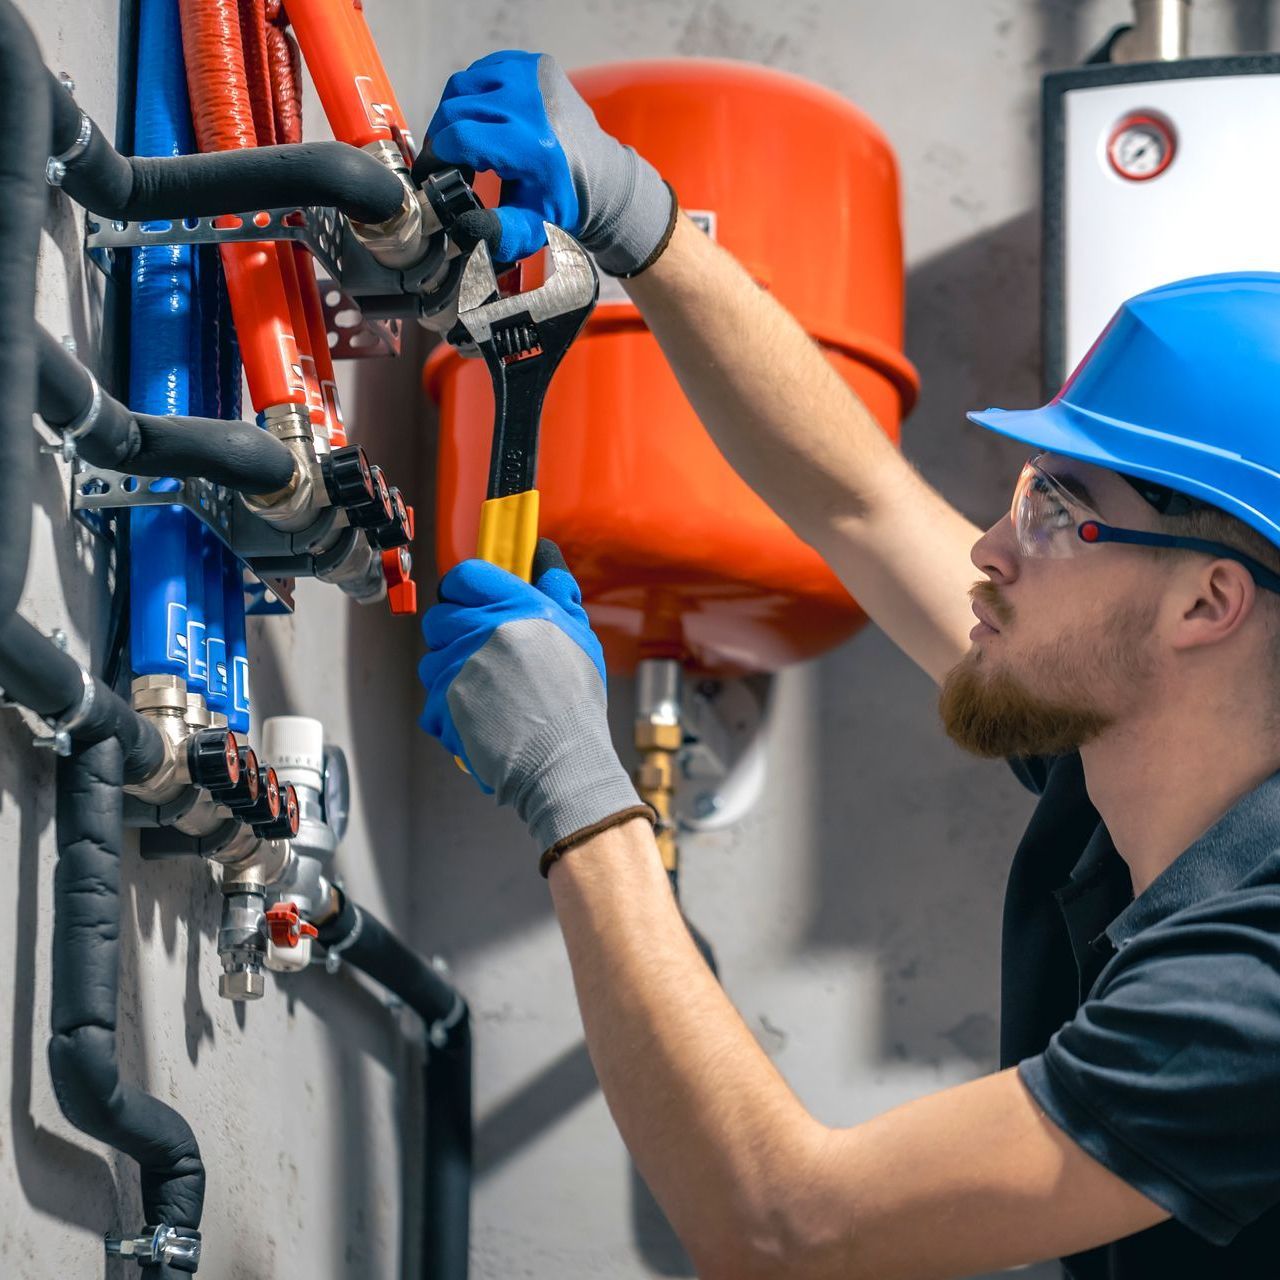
[2,2,1273,1279]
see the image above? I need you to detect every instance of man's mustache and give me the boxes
[970,580,1014,628]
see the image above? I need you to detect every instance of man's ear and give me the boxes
[1172,559,1256,650]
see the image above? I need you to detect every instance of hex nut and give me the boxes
[218,968,265,1001]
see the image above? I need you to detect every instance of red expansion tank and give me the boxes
[425,59,918,676]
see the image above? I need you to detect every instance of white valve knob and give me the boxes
[261,715,324,794]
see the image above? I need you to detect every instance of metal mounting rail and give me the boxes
[72,463,299,611]
[85,206,403,358]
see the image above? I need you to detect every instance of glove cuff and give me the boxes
[512,698,649,859]
[584,148,677,277]
[538,804,657,878]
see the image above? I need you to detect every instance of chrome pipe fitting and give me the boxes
[1112,0,1191,62]
[240,404,329,532]
[315,528,386,603]
[125,675,193,806]
[350,140,440,269]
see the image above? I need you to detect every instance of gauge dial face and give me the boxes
[1107,112,1176,182]
[321,744,351,842]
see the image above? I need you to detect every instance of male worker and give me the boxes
[417,52,1280,1278]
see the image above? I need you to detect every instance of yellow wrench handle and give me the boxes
[454,489,542,774]
[476,489,541,582]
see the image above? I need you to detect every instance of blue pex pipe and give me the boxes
[223,556,250,732]
[128,0,201,692]
[129,0,251,733]
[201,532,228,719]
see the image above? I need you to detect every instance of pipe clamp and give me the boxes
[104,1224,202,1271]
[61,369,103,441]
[323,901,363,973]
[32,664,95,756]
[46,111,92,188]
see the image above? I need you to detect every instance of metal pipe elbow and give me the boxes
[240,406,328,532]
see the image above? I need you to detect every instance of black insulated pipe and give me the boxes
[47,67,405,225]
[0,0,53,623]
[36,326,296,494]
[50,739,205,1276]
[316,890,472,1280]
[0,612,163,782]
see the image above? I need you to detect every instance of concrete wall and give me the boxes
[1,1,1272,1278]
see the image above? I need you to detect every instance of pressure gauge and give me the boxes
[321,744,351,841]
[1106,111,1176,182]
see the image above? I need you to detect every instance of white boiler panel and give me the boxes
[1043,56,1280,390]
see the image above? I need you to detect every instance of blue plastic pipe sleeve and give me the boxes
[223,555,250,732]
[128,0,200,690]
[201,532,228,719]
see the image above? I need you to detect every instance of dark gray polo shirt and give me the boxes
[1002,753,1280,1278]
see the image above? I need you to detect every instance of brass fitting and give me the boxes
[240,404,329,533]
[125,675,193,806]
[634,659,684,874]
[350,140,439,270]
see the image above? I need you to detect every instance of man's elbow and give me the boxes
[691,1170,860,1280]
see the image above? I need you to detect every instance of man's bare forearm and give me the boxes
[547,817,840,1277]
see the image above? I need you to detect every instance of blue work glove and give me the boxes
[427,50,676,274]
[419,541,652,864]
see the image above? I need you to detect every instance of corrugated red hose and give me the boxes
[178,0,306,412]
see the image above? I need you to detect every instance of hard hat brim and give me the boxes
[967,402,1280,549]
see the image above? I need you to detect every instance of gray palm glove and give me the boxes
[426,50,676,275]
[419,543,653,869]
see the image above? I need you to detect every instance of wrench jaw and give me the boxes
[453,220,600,581]
[456,240,502,340]
[456,222,599,353]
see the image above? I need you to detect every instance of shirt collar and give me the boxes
[1105,768,1280,947]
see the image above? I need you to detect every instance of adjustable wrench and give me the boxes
[456,222,598,581]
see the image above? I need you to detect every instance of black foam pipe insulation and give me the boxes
[47,66,405,225]
[0,0,53,623]
[36,325,296,494]
[50,738,205,1277]
[0,612,164,781]
[316,889,473,1280]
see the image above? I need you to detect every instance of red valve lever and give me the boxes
[382,546,417,615]
[265,901,319,948]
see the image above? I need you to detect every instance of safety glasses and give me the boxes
[1010,455,1280,595]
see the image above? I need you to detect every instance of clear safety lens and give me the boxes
[1011,456,1101,558]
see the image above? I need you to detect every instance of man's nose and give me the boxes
[971,513,1019,584]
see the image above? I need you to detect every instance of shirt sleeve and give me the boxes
[1018,899,1280,1245]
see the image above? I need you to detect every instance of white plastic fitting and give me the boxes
[262,715,324,794]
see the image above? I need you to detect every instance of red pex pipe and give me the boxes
[283,0,409,150]
[241,0,328,436]
[293,245,346,445]
[179,0,306,412]
[260,1,345,445]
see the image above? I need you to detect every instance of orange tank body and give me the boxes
[425,59,918,676]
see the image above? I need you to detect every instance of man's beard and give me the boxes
[938,588,1156,759]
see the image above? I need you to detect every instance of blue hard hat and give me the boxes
[967,271,1280,549]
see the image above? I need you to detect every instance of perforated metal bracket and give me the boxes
[72,463,297,611]
[85,204,345,276]
[81,204,451,357]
